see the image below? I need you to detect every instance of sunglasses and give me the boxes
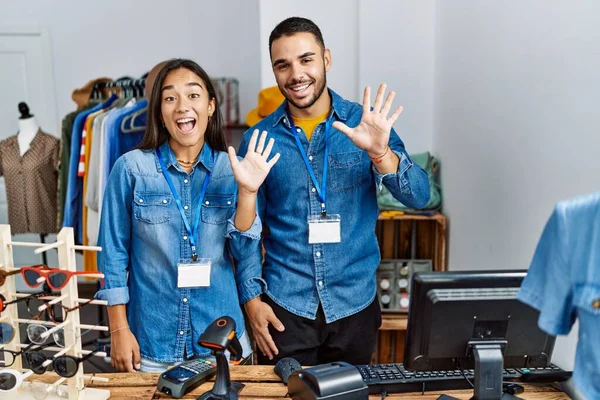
[0,369,24,393]
[42,298,96,324]
[0,291,51,313]
[0,269,21,287]
[26,347,102,378]
[0,322,16,344]
[0,339,46,368]
[27,323,65,348]
[21,265,91,291]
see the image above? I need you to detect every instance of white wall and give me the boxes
[0,0,261,125]
[358,0,435,153]
[433,0,600,369]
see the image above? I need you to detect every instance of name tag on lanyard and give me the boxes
[178,258,211,288]
[156,147,214,277]
[308,214,341,244]
[287,110,342,244]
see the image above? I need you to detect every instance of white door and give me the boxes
[0,26,59,273]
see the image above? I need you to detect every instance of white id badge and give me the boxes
[308,214,341,244]
[177,258,211,288]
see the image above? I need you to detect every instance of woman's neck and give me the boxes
[169,138,204,164]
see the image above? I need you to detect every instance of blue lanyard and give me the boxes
[156,147,212,261]
[287,110,331,218]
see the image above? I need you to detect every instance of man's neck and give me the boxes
[288,87,331,119]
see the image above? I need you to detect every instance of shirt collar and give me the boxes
[271,88,348,129]
[157,140,214,173]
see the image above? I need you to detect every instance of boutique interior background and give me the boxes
[2,0,599,371]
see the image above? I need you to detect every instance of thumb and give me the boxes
[267,311,285,332]
[332,121,353,139]
[133,343,141,371]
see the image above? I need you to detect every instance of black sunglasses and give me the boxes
[26,347,102,377]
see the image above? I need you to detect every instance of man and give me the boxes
[237,17,430,366]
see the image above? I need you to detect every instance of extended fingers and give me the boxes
[372,83,387,113]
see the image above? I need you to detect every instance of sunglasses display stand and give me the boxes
[0,225,110,400]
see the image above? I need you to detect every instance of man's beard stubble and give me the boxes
[281,70,327,110]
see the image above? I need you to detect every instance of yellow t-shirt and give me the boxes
[292,109,330,141]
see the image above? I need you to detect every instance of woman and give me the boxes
[96,59,279,372]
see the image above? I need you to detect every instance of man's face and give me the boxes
[270,32,331,110]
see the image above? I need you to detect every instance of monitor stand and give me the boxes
[468,341,523,400]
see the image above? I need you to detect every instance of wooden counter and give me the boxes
[32,366,569,399]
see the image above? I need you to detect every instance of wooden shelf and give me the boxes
[380,313,408,331]
[225,123,249,129]
[374,212,447,364]
[378,211,446,222]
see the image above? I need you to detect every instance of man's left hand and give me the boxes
[332,83,403,158]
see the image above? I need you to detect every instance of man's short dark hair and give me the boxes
[269,17,325,56]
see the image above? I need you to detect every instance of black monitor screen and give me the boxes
[404,270,555,372]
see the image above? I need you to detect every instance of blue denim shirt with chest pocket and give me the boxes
[96,141,261,362]
[236,89,430,323]
[518,192,600,400]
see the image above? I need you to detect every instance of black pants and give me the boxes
[257,295,381,366]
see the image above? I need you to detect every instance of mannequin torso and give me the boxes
[18,117,39,156]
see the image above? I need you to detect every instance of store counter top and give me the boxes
[33,366,570,399]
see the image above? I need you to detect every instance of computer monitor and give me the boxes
[404,270,555,400]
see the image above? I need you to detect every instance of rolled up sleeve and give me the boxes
[95,156,133,306]
[374,129,430,209]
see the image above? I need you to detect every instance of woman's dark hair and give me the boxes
[138,58,226,152]
[269,17,325,57]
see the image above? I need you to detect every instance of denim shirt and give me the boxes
[518,192,600,400]
[237,89,430,323]
[96,141,261,363]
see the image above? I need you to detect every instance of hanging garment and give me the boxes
[0,130,60,234]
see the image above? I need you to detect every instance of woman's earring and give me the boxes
[161,120,165,127]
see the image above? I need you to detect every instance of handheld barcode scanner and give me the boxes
[197,316,245,400]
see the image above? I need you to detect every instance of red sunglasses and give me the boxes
[21,265,92,291]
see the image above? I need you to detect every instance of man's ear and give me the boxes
[324,48,332,73]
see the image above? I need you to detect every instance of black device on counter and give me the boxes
[196,316,244,400]
[274,357,302,385]
[287,361,368,400]
[404,270,556,400]
[157,358,217,398]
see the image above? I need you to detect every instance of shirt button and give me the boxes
[592,299,600,309]
[205,201,210,205]
[163,199,168,204]
[182,298,188,303]
[296,127,301,133]
[179,331,184,335]
[311,188,316,193]
[184,205,189,210]
[139,199,144,203]
[308,155,313,161]
[316,251,321,257]
[184,179,189,184]
[227,201,232,205]
[183,236,188,240]
[318,281,323,287]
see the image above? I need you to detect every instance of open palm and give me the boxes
[332,84,403,157]
[228,129,280,194]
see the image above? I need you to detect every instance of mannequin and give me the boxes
[17,102,40,156]
[0,102,60,242]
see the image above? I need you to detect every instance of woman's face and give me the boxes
[160,67,215,153]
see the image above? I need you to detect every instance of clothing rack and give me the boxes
[0,225,110,400]
[92,77,147,100]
